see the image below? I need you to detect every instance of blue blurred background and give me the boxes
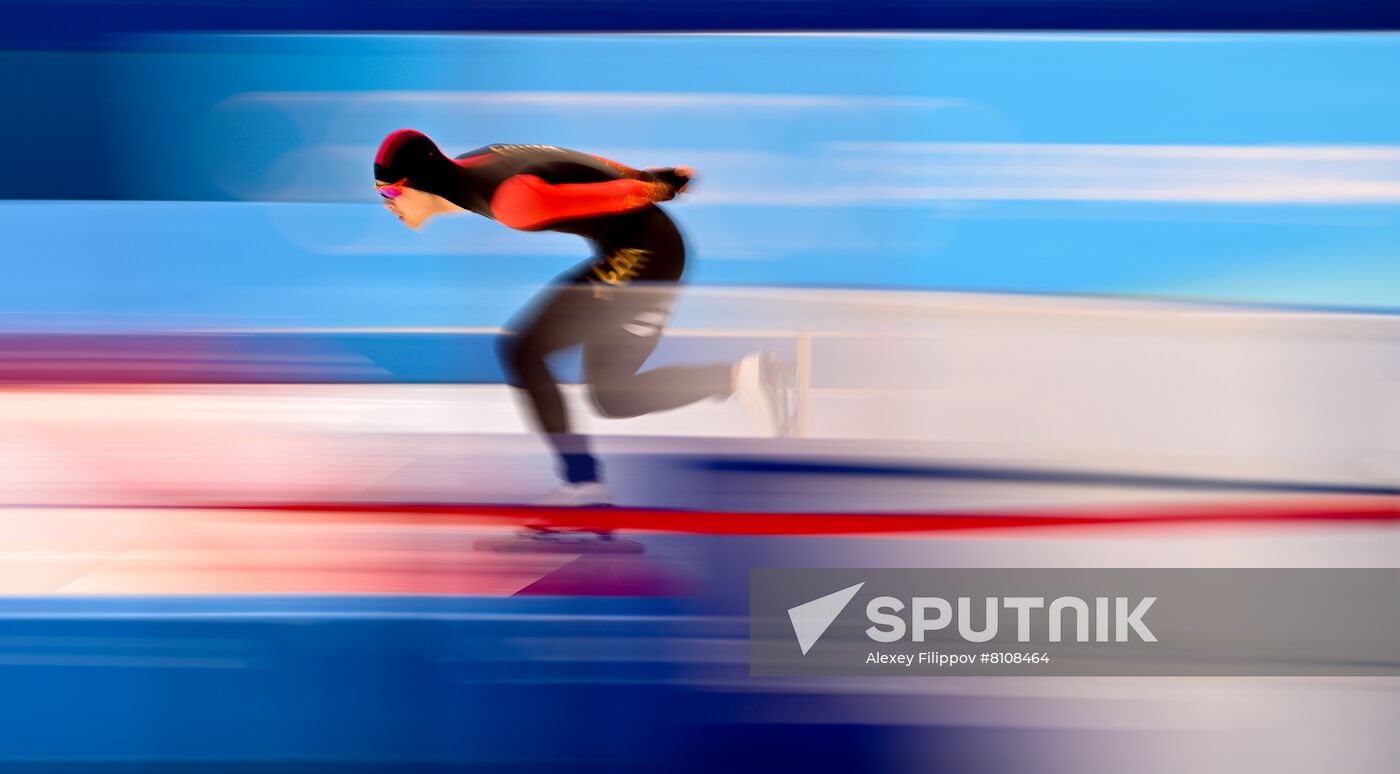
[4,30,1400,333]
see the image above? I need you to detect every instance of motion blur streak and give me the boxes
[0,290,1394,508]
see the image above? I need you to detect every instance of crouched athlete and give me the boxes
[373,129,792,511]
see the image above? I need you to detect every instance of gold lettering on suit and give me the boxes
[588,247,651,299]
[489,144,563,156]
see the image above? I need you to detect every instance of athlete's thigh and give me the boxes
[503,267,604,356]
[581,284,676,382]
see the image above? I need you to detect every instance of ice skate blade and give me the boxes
[475,533,645,555]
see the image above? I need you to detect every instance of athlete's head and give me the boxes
[373,129,465,229]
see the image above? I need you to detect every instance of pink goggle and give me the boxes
[375,178,410,199]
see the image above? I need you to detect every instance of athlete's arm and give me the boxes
[590,156,695,193]
[490,174,675,231]
[589,155,649,180]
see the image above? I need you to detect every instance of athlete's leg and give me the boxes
[497,281,605,484]
[583,286,733,419]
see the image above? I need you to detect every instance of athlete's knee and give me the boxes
[588,381,641,419]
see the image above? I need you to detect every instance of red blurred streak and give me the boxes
[209,496,1399,536]
[5,498,1392,597]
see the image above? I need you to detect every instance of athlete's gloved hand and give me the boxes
[645,166,695,198]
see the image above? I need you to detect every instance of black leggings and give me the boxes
[496,226,732,483]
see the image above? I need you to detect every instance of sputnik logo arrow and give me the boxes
[788,582,865,655]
